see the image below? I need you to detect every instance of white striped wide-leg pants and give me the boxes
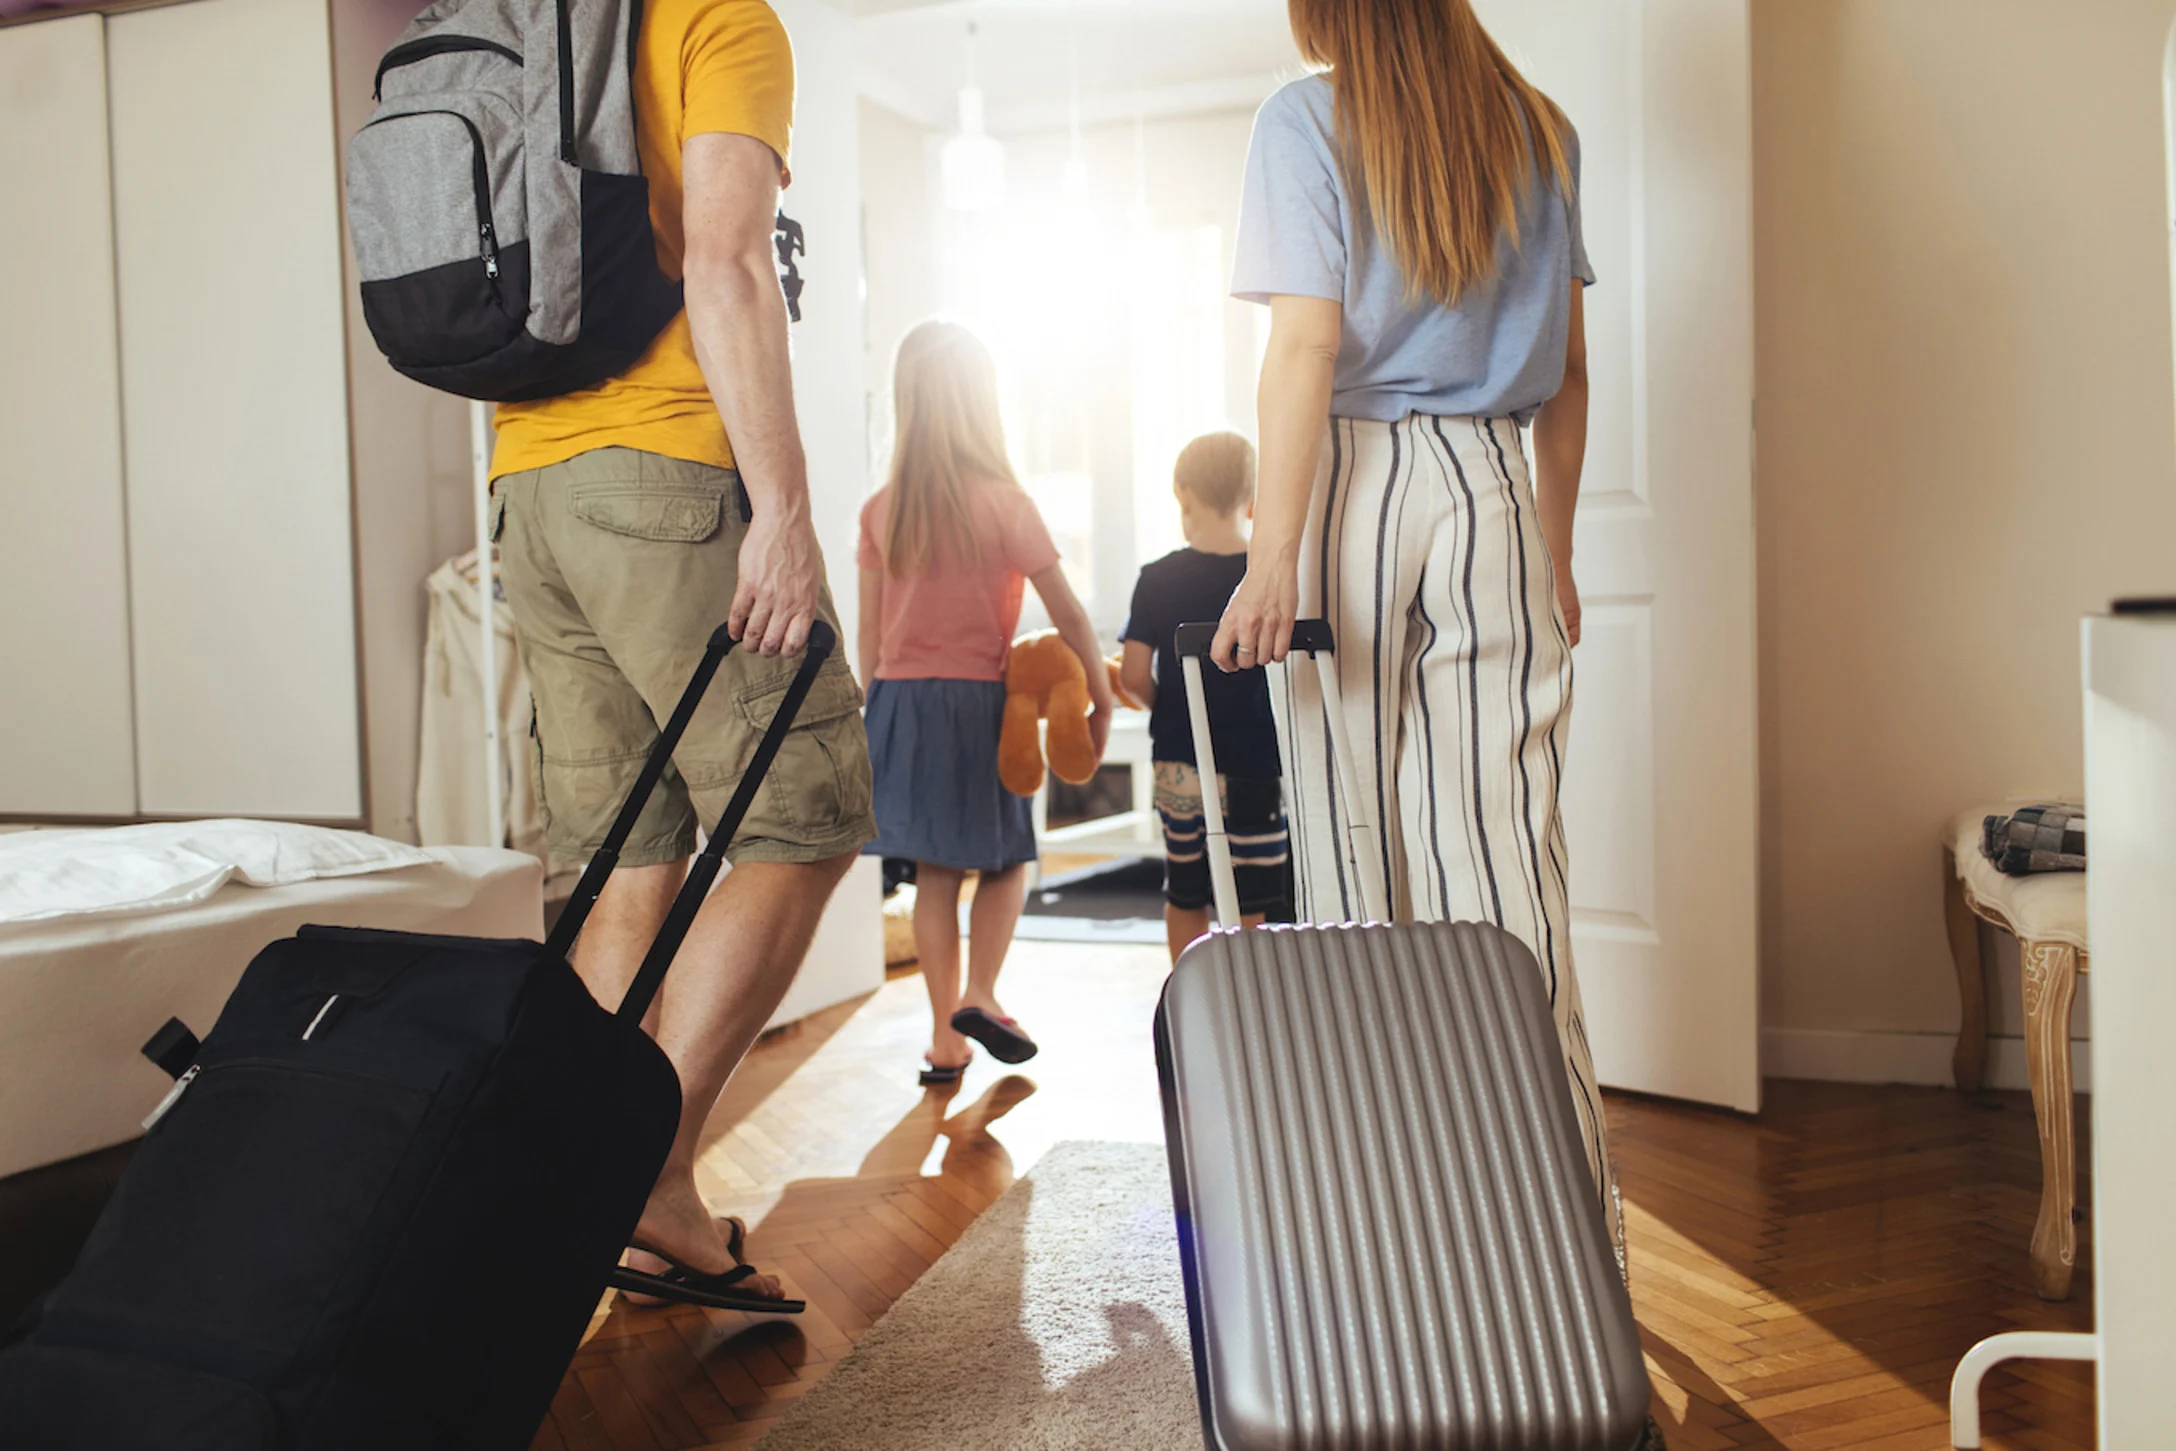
[1274,412,1624,1261]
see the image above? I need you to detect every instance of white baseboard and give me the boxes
[1762,1028,2092,1094]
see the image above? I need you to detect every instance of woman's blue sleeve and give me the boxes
[1231,86,1347,306]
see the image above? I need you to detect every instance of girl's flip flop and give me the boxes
[949,1007,1039,1064]
[919,1050,972,1086]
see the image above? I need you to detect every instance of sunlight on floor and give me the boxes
[690,941,1173,1230]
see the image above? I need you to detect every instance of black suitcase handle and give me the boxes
[1172,617,1334,660]
[542,619,839,1026]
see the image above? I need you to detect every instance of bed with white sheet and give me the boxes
[0,822,542,1181]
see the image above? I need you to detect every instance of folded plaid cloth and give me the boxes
[1982,804,2086,876]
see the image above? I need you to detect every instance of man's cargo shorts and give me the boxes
[493,447,877,868]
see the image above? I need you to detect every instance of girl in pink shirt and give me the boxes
[857,322,1112,1085]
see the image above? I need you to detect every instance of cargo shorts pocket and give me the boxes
[569,480,725,543]
[732,666,871,841]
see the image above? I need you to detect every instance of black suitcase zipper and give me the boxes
[373,35,523,100]
[143,1052,426,1133]
[362,108,501,283]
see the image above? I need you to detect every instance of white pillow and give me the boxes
[0,820,435,926]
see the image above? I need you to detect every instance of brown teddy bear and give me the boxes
[999,631,1132,797]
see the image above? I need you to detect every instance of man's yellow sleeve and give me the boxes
[683,2,795,171]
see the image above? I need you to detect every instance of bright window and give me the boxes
[932,188,1238,630]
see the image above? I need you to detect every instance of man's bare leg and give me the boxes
[572,851,856,1292]
[571,861,681,1025]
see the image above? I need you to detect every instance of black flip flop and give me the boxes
[613,1217,804,1315]
[919,1055,971,1086]
[949,1007,1038,1064]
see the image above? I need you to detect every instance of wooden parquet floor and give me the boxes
[535,941,2094,1450]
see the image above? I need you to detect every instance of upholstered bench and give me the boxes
[1943,807,2089,1300]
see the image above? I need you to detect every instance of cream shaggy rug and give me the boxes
[757,1140,1201,1450]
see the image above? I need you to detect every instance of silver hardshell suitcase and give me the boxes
[1155,620,1652,1451]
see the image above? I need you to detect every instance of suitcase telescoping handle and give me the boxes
[543,619,838,1026]
[1173,619,1387,929]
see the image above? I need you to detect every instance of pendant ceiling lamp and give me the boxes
[941,22,1005,212]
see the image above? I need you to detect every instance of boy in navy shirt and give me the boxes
[1120,432,1290,960]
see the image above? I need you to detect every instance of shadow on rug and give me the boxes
[756,1140,1199,1450]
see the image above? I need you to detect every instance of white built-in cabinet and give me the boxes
[0,0,361,821]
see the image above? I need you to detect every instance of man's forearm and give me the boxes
[1531,372,1587,570]
[687,257,808,518]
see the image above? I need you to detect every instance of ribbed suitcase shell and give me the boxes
[1156,918,1651,1451]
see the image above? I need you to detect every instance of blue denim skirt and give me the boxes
[862,678,1037,872]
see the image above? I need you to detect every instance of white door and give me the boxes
[0,13,139,817]
[1477,0,1761,1111]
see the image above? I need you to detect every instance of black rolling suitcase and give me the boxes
[1155,620,1653,1451]
[0,620,838,1451]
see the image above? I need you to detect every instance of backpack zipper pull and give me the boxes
[143,1065,199,1131]
[480,222,501,281]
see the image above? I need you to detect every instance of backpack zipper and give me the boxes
[372,35,522,101]
[365,109,500,285]
[555,0,577,164]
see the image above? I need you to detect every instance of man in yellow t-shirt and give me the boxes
[490,0,874,1310]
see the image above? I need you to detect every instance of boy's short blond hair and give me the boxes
[1174,431,1257,517]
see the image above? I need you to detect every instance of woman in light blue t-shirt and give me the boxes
[1210,0,1622,1267]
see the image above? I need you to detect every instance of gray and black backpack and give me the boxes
[345,0,685,402]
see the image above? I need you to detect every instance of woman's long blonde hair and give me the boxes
[882,321,1017,577]
[1288,0,1573,305]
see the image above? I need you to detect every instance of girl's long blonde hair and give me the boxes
[882,321,1017,576]
[1288,0,1573,305]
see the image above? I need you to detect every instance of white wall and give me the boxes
[859,97,942,456]
[772,0,884,1015]
[1752,0,2176,1088]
